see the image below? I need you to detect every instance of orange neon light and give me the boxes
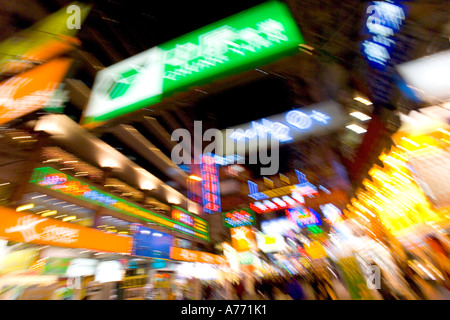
[0,57,72,125]
[170,246,225,264]
[0,206,132,254]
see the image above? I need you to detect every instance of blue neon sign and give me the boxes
[362,1,406,70]
[221,100,347,156]
[230,109,330,142]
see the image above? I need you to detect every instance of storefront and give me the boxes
[344,104,450,296]
[0,205,132,300]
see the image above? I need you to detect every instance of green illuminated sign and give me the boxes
[307,225,322,234]
[222,208,256,228]
[82,1,304,126]
[30,167,209,241]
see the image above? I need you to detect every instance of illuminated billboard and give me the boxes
[171,206,209,234]
[0,58,73,125]
[200,154,221,214]
[286,207,322,227]
[222,208,256,228]
[81,1,304,126]
[131,225,173,259]
[230,226,256,252]
[29,167,209,241]
[219,100,348,155]
[256,232,286,253]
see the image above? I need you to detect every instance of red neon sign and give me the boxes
[201,154,221,214]
[250,195,305,214]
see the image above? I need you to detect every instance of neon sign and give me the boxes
[250,194,305,214]
[172,209,194,227]
[229,110,330,142]
[286,207,321,227]
[30,167,209,241]
[212,154,244,166]
[222,208,256,228]
[82,1,304,126]
[200,154,221,214]
[0,58,73,125]
[221,100,347,156]
[320,203,343,225]
[362,1,406,69]
[230,118,293,142]
[171,206,208,234]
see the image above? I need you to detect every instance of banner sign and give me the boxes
[29,167,209,241]
[169,246,226,264]
[81,1,304,126]
[0,206,132,253]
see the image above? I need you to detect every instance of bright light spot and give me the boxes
[41,210,58,217]
[100,158,119,168]
[16,203,34,212]
[401,137,420,147]
[346,124,367,134]
[354,97,373,105]
[62,215,77,222]
[188,175,202,181]
[350,111,372,121]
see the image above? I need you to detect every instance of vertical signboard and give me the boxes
[200,154,221,214]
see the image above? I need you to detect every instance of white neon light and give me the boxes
[350,111,372,121]
[230,110,331,142]
[346,124,367,134]
[272,197,287,207]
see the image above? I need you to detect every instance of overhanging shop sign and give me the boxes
[81,1,304,126]
[219,100,347,155]
[29,167,209,241]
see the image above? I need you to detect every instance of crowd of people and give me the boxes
[198,264,450,300]
[199,270,342,300]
